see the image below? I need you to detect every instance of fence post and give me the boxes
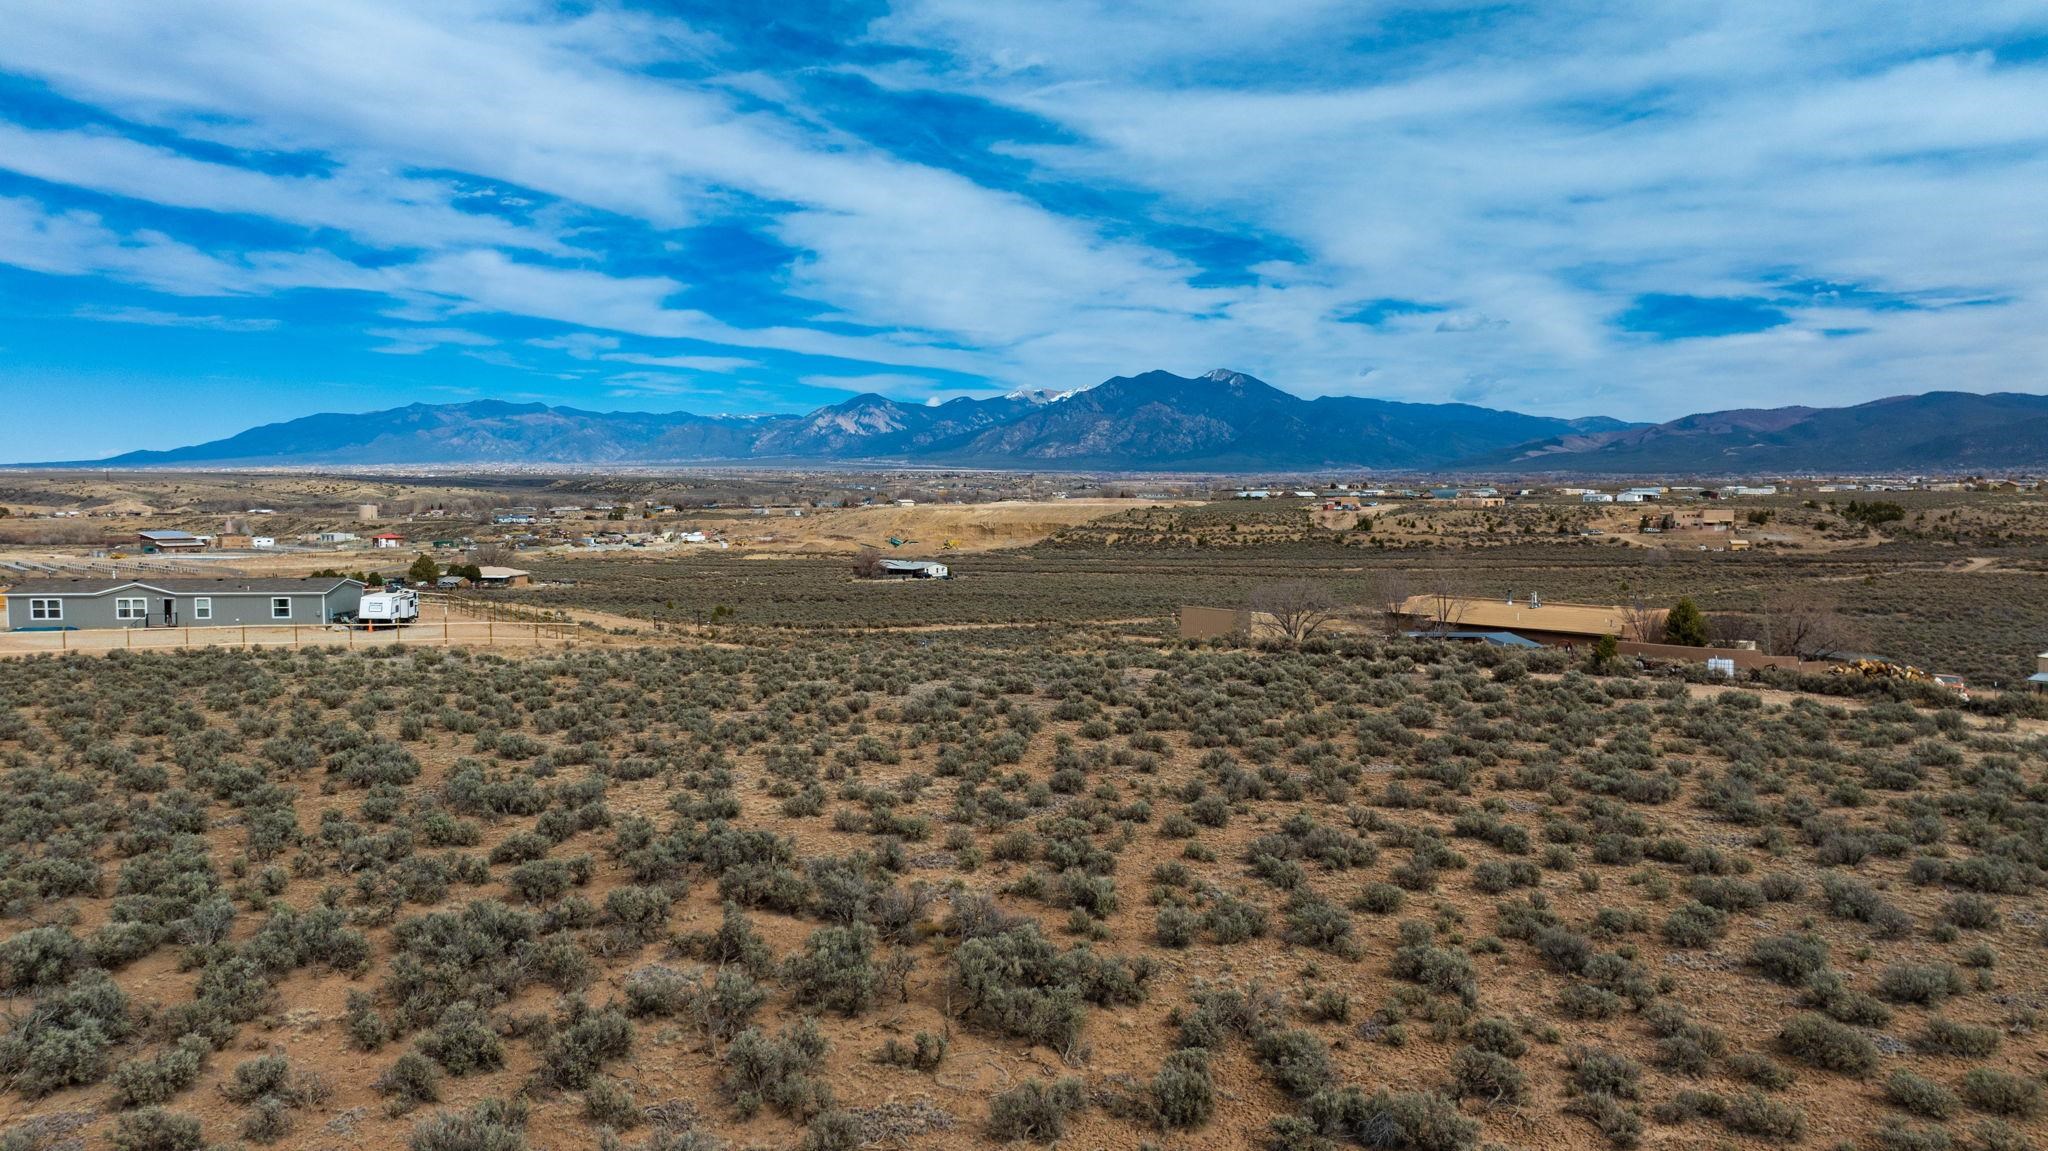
[241,625,247,649]
[126,628,132,650]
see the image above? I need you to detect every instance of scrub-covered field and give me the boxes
[2,632,2047,1151]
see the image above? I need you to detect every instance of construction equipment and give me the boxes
[886,536,915,548]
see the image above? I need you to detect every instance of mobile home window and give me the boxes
[271,597,292,620]
[192,598,212,621]
[115,598,147,621]
[28,598,61,622]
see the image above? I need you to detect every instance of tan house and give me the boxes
[2030,653,2048,693]
[475,566,532,589]
[1395,594,1662,645]
[1667,508,1737,531]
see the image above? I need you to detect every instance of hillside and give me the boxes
[1470,392,2048,474]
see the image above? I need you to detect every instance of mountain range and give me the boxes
[27,370,2048,474]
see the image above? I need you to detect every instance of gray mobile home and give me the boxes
[2,577,363,630]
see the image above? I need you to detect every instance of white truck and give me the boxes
[348,587,420,627]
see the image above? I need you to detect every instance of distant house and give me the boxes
[3,577,362,630]
[474,566,532,589]
[251,537,276,549]
[317,531,358,544]
[875,559,949,580]
[1668,508,1736,531]
[371,533,406,549]
[137,529,208,553]
[2030,653,2048,693]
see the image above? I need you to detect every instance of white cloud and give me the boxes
[365,326,498,355]
[73,305,278,331]
[0,2,2044,418]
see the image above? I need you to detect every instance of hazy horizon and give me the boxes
[1,2,2045,461]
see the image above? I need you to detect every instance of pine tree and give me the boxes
[1664,596,1709,646]
[407,554,441,585]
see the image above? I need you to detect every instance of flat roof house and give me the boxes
[1394,594,1660,646]
[474,567,532,589]
[876,559,950,579]
[2030,652,2048,693]
[371,533,406,549]
[3,577,363,630]
[138,529,208,553]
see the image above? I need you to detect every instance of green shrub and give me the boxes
[1878,963,1965,1005]
[1151,1048,1215,1129]
[799,1110,864,1151]
[1778,1012,1878,1075]
[1449,1046,1526,1104]
[1300,1086,1479,1151]
[783,925,880,1016]
[1922,1017,2000,1057]
[537,1005,633,1091]
[1749,933,1830,985]
[584,1077,641,1129]
[1959,1069,2039,1117]
[987,1078,1085,1142]
[110,1037,208,1108]
[1255,1028,1334,1098]
[109,1109,203,1151]
[1661,901,1728,947]
[1567,1047,1643,1098]
[723,1019,832,1120]
[417,1001,504,1075]
[376,1051,443,1114]
[1727,1052,1793,1090]
[410,1098,528,1151]
[1722,1090,1805,1142]
[1888,1071,1961,1119]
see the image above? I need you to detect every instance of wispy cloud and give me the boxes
[74,305,278,332]
[0,0,2041,447]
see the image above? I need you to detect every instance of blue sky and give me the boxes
[0,2,2044,461]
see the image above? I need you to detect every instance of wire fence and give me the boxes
[0,620,575,658]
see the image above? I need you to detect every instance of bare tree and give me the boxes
[1250,581,1342,644]
[1761,588,1864,660]
[1364,569,1411,634]
[1620,593,1664,643]
[851,547,885,579]
[1423,572,1468,635]
[471,541,515,569]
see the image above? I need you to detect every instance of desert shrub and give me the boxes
[0,928,81,992]
[1568,1047,1643,1098]
[950,921,1149,1050]
[1888,1071,1961,1119]
[108,1109,203,1151]
[623,966,692,1018]
[1255,1028,1335,1098]
[798,1111,863,1151]
[1750,933,1830,985]
[722,1019,832,1120]
[1727,1052,1794,1090]
[1804,971,1893,1027]
[1355,883,1405,914]
[377,1051,444,1114]
[1879,962,1965,1005]
[1959,1069,2039,1117]
[1941,894,2001,931]
[783,925,880,1016]
[0,969,132,1096]
[1151,1048,1215,1129]
[418,1001,504,1075]
[1874,1122,1954,1151]
[1389,921,1478,1005]
[875,1031,948,1071]
[346,989,391,1051]
[1298,1086,1479,1151]
[1203,896,1267,943]
[1465,1017,1527,1058]
[1661,901,1728,947]
[1155,904,1198,948]
[1449,1047,1526,1104]
[1922,1017,2001,1057]
[987,1078,1085,1142]
[537,1005,633,1091]
[1563,1093,1644,1148]
[410,1097,528,1151]
[1282,890,1357,956]
[1722,1090,1805,1141]
[1778,1012,1877,1075]
[584,1077,641,1129]
[110,1036,209,1108]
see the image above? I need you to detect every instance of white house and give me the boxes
[1581,492,1615,503]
